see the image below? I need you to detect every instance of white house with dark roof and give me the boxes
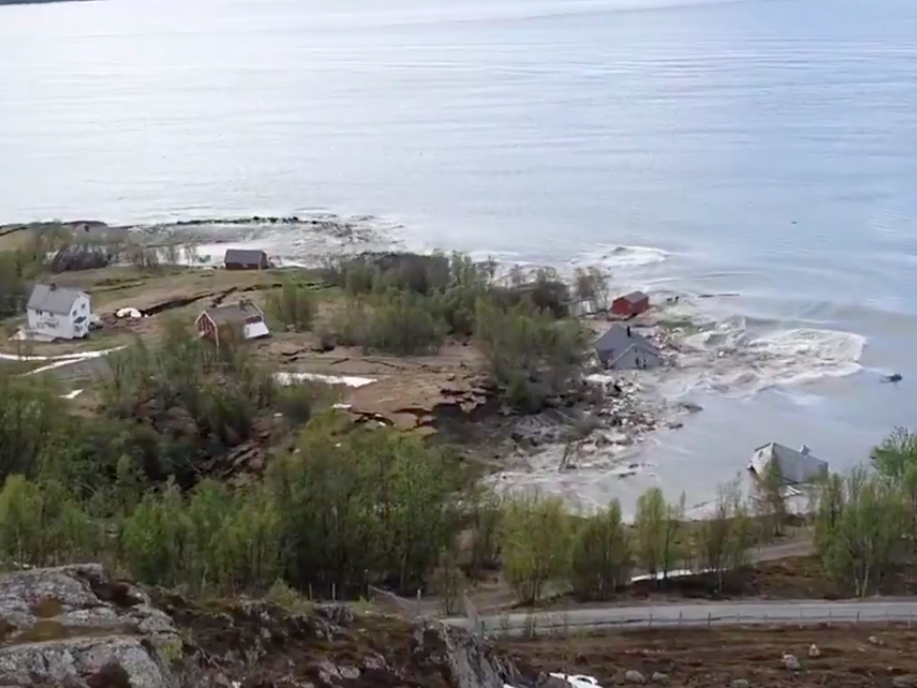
[26,283,92,340]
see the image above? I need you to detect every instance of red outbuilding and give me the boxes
[610,290,650,319]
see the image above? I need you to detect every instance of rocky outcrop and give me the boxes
[0,564,181,688]
[412,621,526,688]
[0,564,529,688]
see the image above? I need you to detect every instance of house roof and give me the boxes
[201,301,264,325]
[749,442,828,484]
[224,248,267,264]
[595,324,657,355]
[26,283,86,316]
[616,290,648,304]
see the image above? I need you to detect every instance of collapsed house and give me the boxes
[748,442,828,484]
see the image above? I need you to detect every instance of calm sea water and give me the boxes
[2,0,916,513]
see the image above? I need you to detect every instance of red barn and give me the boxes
[610,290,650,319]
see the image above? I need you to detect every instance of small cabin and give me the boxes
[595,324,661,371]
[196,300,270,347]
[569,298,600,318]
[224,248,269,271]
[610,290,650,319]
[26,283,92,340]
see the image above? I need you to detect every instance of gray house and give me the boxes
[594,324,661,371]
[748,442,828,485]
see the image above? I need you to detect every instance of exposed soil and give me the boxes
[261,336,495,436]
[0,264,511,442]
[502,624,917,688]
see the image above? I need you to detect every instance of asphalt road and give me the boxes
[450,599,917,638]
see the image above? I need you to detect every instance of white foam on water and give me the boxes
[573,244,670,270]
[674,320,866,395]
[141,214,401,268]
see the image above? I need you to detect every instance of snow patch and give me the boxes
[548,673,604,688]
[274,372,377,388]
[0,347,125,376]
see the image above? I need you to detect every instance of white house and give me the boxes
[26,283,92,340]
[748,442,828,485]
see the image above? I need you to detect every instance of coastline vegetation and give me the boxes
[1,230,916,611]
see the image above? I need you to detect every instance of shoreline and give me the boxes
[0,216,875,519]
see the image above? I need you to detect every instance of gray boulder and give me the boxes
[412,620,525,688]
[0,564,182,688]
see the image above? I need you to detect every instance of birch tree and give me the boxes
[754,457,788,540]
[501,491,571,605]
[569,499,632,600]
[815,467,905,597]
[634,487,683,585]
[633,488,664,582]
[697,477,755,592]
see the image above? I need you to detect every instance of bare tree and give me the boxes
[573,266,610,310]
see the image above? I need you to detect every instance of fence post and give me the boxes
[332,583,337,601]
[649,612,653,627]
[857,610,861,624]
[678,611,683,626]
[416,589,422,619]
[707,612,712,627]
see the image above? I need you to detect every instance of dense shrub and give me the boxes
[365,291,446,355]
[266,280,317,332]
[474,299,590,412]
[0,247,47,318]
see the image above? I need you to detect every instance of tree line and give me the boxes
[2,345,917,606]
[270,252,602,412]
[496,480,759,606]
[812,428,917,597]
[7,239,917,603]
